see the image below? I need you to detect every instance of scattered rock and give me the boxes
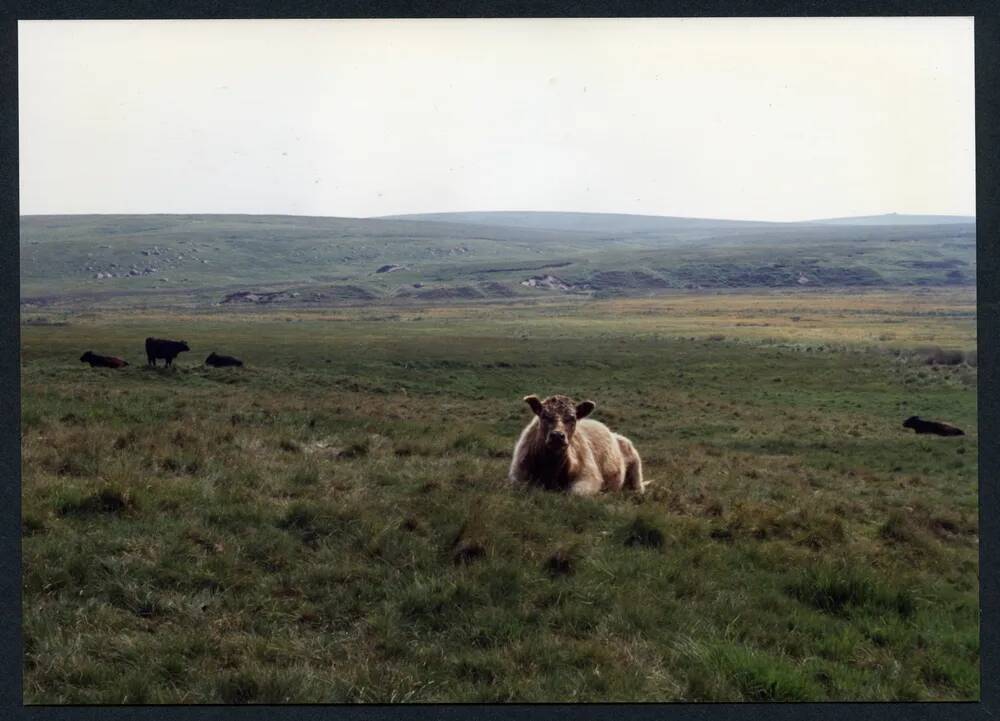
[221,290,292,304]
[521,274,576,291]
[220,286,376,305]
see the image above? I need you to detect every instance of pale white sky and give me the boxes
[19,18,975,221]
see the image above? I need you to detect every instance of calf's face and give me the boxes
[524,394,596,450]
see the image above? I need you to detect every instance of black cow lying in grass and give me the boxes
[80,351,128,369]
[145,337,190,367]
[205,352,243,368]
[903,416,965,436]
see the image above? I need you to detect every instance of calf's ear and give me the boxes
[576,400,596,419]
[523,395,543,415]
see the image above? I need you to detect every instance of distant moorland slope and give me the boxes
[20,212,975,310]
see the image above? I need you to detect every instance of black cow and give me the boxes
[80,351,128,369]
[145,337,190,367]
[205,352,243,368]
[903,416,965,437]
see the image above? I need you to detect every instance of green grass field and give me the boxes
[20,291,978,702]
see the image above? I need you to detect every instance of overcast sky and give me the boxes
[19,18,974,221]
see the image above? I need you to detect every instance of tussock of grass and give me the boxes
[275,502,351,548]
[704,644,823,701]
[620,514,668,549]
[288,464,320,487]
[786,566,916,619]
[337,440,369,459]
[22,514,46,536]
[58,488,134,516]
[544,547,577,578]
[880,511,930,548]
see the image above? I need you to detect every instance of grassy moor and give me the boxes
[18,15,978,705]
[21,282,978,702]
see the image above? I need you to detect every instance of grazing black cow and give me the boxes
[903,416,965,437]
[80,351,128,369]
[145,337,190,367]
[205,352,243,368]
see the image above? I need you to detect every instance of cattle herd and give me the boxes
[79,337,243,370]
[75,342,966,494]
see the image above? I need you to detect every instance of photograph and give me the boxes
[17,16,978,703]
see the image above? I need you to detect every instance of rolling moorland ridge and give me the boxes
[19,212,975,311]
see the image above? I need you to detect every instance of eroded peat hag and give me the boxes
[20,291,978,702]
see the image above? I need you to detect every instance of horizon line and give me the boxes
[17,210,978,224]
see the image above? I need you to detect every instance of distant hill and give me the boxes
[379,211,780,234]
[804,213,976,226]
[19,212,976,310]
[382,210,975,231]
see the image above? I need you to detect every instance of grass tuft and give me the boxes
[544,548,576,578]
[621,514,667,549]
[58,487,134,516]
[786,566,916,619]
